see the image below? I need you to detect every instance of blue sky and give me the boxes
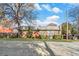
[34,3,77,26]
[4,3,79,26]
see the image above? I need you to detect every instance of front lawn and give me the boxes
[0,38,79,42]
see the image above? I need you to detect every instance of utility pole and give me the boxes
[66,8,68,40]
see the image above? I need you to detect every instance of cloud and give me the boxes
[46,15,60,21]
[36,20,58,26]
[34,3,42,10]
[41,4,62,13]
[34,4,62,14]
[36,15,60,26]
[42,4,51,11]
[52,7,62,13]
[21,15,60,26]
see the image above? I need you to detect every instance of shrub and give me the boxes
[53,35,63,40]
[40,35,48,40]
[9,33,18,38]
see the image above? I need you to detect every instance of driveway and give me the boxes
[0,41,79,56]
[0,41,50,56]
[46,42,79,56]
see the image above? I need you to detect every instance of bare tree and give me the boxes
[68,6,79,33]
[0,3,37,37]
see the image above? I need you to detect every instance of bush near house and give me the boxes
[53,35,63,40]
[63,34,73,39]
[0,33,18,38]
[40,35,47,39]
[9,33,18,38]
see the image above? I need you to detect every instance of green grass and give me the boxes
[49,39,79,42]
[0,38,33,41]
[0,38,79,42]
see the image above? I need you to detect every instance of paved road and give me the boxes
[0,41,79,56]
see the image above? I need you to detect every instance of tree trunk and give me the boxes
[15,3,22,38]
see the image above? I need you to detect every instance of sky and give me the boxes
[3,3,79,27]
[34,3,78,26]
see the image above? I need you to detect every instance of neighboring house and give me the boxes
[38,23,61,36]
[0,25,13,33]
[0,19,18,33]
[47,23,61,35]
[19,23,61,38]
